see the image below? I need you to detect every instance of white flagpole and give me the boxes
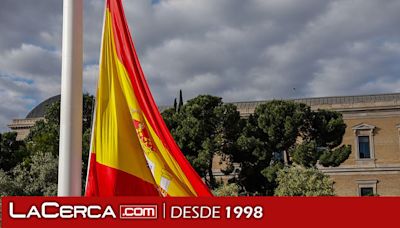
[58,0,83,196]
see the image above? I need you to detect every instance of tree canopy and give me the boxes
[228,100,350,195]
[274,166,335,196]
[0,132,28,172]
[0,93,94,196]
[163,98,350,195]
[162,95,242,188]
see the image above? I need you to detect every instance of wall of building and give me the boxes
[7,118,43,140]
[342,117,400,166]
[331,173,400,196]
[232,94,400,196]
[322,115,400,196]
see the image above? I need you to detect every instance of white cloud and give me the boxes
[0,44,60,78]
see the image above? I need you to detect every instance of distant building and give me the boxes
[7,95,60,140]
[8,93,400,196]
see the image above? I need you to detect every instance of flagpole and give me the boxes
[58,0,83,196]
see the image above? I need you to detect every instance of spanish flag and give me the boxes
[85,0,212,197]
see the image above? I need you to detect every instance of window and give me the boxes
[360,187,374,196]
[358,136,370,159]
[357,180,377,196]
[352,123,375,161]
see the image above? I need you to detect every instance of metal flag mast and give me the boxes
[58,0,83,196]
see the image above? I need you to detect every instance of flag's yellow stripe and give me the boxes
[93,10,155,186]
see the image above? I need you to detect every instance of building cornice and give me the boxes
[319,165,400,175]
[7,117,44,129]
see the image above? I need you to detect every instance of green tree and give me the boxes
[297,109,351,167]
[0,170,22,196]
[274,166,335,196]
[26,93,94,157]
[162,95,242,188]
[27,93,94,156]
[81,93,95,189]
[161,107,179,130]
[212,183,240,196]
[0,152,58,196]
[173,98,178,112]
[231,100,350,195]
[0,132,28,172]
[255,100,311,164]
[178,89,183,112]
[82,93,95,132]
[25,103,60,157]
[0,93,95,196]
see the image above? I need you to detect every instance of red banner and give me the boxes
[1,197,399,228]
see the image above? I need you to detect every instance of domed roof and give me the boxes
[26,95,61,118]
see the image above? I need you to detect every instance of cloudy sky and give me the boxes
[1,0,400,131]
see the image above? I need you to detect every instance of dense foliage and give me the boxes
[0,93,350,196]
[274,166,335,196]
[164,98,350,195]
[212,183,240,196]
[0,132,28,172]
[162,95,242,188]
[0,94,94,196]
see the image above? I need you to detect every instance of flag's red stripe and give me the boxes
[106,0,212,196]
[85,154,160,196]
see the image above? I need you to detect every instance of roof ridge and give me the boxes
[230,92,400,104]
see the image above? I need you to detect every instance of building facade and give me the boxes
[232,93,400,196]
[8,93,400,196]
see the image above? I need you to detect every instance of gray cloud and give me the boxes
[1,0,400,131]
[0,75,36,128]
[0,44,60,78]
[0,0,62,50]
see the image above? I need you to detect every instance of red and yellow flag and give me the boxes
[85,0,212,197]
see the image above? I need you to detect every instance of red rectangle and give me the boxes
[2,197,400,228]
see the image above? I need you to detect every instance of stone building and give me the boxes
[8,93,400,196]
[231,93,400,196]
[7,95,60,140]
